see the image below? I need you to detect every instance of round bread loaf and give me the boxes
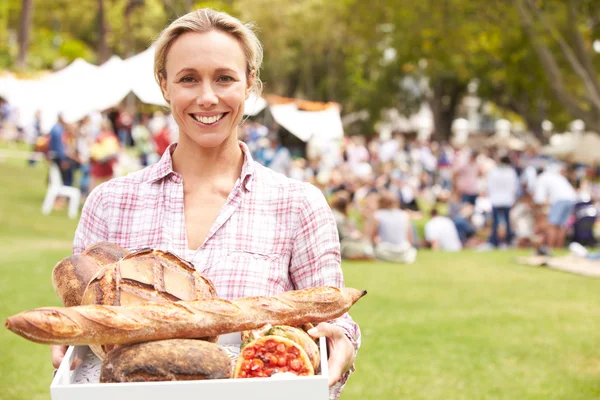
[81,248,219,358]
[81,242,130,265]
[100,339,232,382]
[52,242,130,307]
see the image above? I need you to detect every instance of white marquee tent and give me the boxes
[1,47,343,142]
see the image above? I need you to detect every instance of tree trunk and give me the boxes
[428,77,466,141]
[97,0,110,64]
[17,0,34,70]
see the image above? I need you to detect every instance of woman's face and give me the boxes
[160,30,249,149]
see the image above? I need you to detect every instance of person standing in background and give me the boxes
[534,162,577,249]
[132,113,154,167]
[454,150,480,205]
[486,156,519,248]
[90,119,120,189]
[75,118,93,199]
[48,114,76,187]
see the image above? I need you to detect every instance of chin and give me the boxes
[189,131,233,149]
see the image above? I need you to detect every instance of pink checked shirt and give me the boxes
[73,142,360,398]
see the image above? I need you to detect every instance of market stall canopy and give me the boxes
[2,47,267,132]
[542,132,600,165]
[266,95,344,142]
[485,134,526,151]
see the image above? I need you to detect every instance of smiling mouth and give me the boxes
[190,113,228,125]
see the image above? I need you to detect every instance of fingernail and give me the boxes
[307,328,318,335]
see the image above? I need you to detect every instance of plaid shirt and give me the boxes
[73,142,360,398]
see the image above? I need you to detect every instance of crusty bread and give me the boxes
[81,248,219,358]
[81,242,130,265]
[83,248,217,306]
[100,339,232,382]
[52,243,130,307]
[5,287,367,345]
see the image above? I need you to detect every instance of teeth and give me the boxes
[193,113,224,124]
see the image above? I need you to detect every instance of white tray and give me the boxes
[51,333,328,400]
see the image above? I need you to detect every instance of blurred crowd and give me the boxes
[1,99,599,262]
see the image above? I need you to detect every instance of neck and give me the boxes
[171,131,244,186]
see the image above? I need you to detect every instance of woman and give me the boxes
[50,9,359,398]
[89,118,120,190]
[366,190,417,263]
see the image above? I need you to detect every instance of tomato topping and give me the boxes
[276,343,286,353]
[239,371,247,378]
[242,360,252,371]
[250,359,264,371]
[269,355,278,365]
[289,346,300,356]
[242,347,255,358]
[289,359,302,371]
[277,356,287,367]
[264,340,277,351]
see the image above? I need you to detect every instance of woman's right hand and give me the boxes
[51,345,82,370]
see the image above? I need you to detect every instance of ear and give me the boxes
[159,75,170,104]
[246,70,256,100]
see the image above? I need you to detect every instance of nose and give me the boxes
[195,82,218,108]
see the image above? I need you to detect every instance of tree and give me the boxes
[17,0,33,69]
[514,0,600,132]
[97,0,109,63]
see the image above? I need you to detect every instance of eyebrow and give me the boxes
[175,67,239,76]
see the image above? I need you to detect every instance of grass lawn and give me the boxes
[1,145,600,399]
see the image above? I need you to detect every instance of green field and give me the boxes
[1,148,600,399]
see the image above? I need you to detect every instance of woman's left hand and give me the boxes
[308,322,355,386]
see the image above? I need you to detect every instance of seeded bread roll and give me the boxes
[52,242,130,307]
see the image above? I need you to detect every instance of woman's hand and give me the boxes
[51,345,82,370]
[308,322,355,386]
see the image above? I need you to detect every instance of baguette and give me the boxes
[5,287,366,345]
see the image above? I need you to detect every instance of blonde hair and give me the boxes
[153,9,263,98]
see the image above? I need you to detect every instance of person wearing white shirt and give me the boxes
[486,156,519,247]
[534,162,577,248]
[425,209,462,251]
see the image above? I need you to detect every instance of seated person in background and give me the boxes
[446,191,476,246]
[365,191,417,263]
[510,192,536,248]
[424,208,463,251]
[330,191,375,260]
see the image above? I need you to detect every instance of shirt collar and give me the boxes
[146,141,255,191]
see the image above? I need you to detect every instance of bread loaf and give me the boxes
[81,242,130,265]
[5,287,366,345]
[100,339,232,382]
[82,248,219,358]
[52,242,130,307]
[82,248,217,306]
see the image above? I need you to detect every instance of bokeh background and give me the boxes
[1,1,600,399]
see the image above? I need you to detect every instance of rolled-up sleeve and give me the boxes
[73,184,109,255]
[289,183,361,399]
